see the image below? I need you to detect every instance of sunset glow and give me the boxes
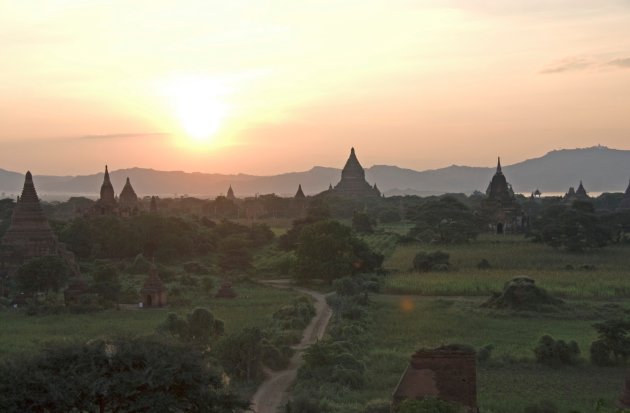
[161,75,230,145]
[1,1,629,174]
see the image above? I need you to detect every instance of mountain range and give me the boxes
[1,146,629,200]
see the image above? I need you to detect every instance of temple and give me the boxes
[564,180,590,203]
[619,180,630,210]
[295,184,305,199]
[141,265,167,307]
[92,165,119,215]
[119,177,139,216]
[482,158,526,234]
[324,148,380,198]
[226,185,236,200]
[1,172,78,275]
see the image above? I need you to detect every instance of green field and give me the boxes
[0,282,299,359]
[383,234,630,298]
[325,295,628,413]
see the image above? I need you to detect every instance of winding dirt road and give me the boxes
[249,281,333,413]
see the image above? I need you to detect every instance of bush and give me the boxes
[533,335,580,366]
[183,261,208,275]
[590,319,630,366]
[477,258,492,269]
[477,344,494,363]
[286,394,324,413]
[590,339,614,367]
[364,399,391,413]
[412,251,450,272]
[128,254,152,274]
[396,398,459,413]
[523,400,559,413]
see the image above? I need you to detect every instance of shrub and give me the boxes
[396,398,459,413]
[183,261,208,274]
[477,258,491,269]
[286,394,324,413]
[364,399,391,413]
[477,344,494,363]
[523,400,559,413]
[533,335,580,366]
[128,254,152,274]
[412,251,450,272]
[590,319,630,365]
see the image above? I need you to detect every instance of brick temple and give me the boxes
[393,346,478,412]
[1,171,78,276]
[324,148,380,198]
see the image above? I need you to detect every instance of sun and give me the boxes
[162,75,230,144]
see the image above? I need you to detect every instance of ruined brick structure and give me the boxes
[393,346,478,412]
[140,266,167,307]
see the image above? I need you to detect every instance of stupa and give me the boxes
[327,148,380,198]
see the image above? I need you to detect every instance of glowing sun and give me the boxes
[163,75,230,143]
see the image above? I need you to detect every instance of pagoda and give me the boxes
[1,172,78,274]
[564,180,590,204]
[92,165,119,215]
[140,265,167,307]
[119,177,139,216]
[482,158,525,234]
[294,184,305,199]
[327,148,380,198]
[226,185,236,200]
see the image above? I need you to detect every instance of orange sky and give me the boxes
[1,0,630,175]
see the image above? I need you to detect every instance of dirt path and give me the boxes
[249,281,333,413]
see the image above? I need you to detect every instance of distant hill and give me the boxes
[1,146,629,200]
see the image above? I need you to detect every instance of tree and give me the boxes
[407,196,481,243]
[529,203,610,252]
[15,256,69,294]
[216,327,265,381]
[590,319,630,365]
[158,308,225,347]
[0,337,247,413]
[91,262,121,303]
[218,235,253,272]
[352,211,375,233]
[296,220,381,283]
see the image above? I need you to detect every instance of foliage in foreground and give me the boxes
[0,336,247,413]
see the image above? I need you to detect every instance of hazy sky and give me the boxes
[1,0,630,175]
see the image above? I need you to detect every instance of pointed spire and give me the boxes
[496,157,502,174]
[329,183,333,190]
[625,179,630,196]
[295,184,305,198]
[226,185,235,200]
[99,165,116,204]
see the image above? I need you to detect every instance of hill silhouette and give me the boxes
[1,146,628,199]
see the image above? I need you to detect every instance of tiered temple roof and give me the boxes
[564,180,589,203]
[1,171,59,258]
[93,165,118,215]
[330,148,380,198]
[485,158,514,203]
[119,177,138,209]
[226,185,236,200]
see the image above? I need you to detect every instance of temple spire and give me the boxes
[496,157,502,174]
[295,184,305,198]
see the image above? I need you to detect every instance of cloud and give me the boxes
[607,57,630,68]
[76,133,168,141]
[540,57,592,74]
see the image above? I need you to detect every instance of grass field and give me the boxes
[383,234,630,298]
[326,295,628,413]
[0,282,299,359]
